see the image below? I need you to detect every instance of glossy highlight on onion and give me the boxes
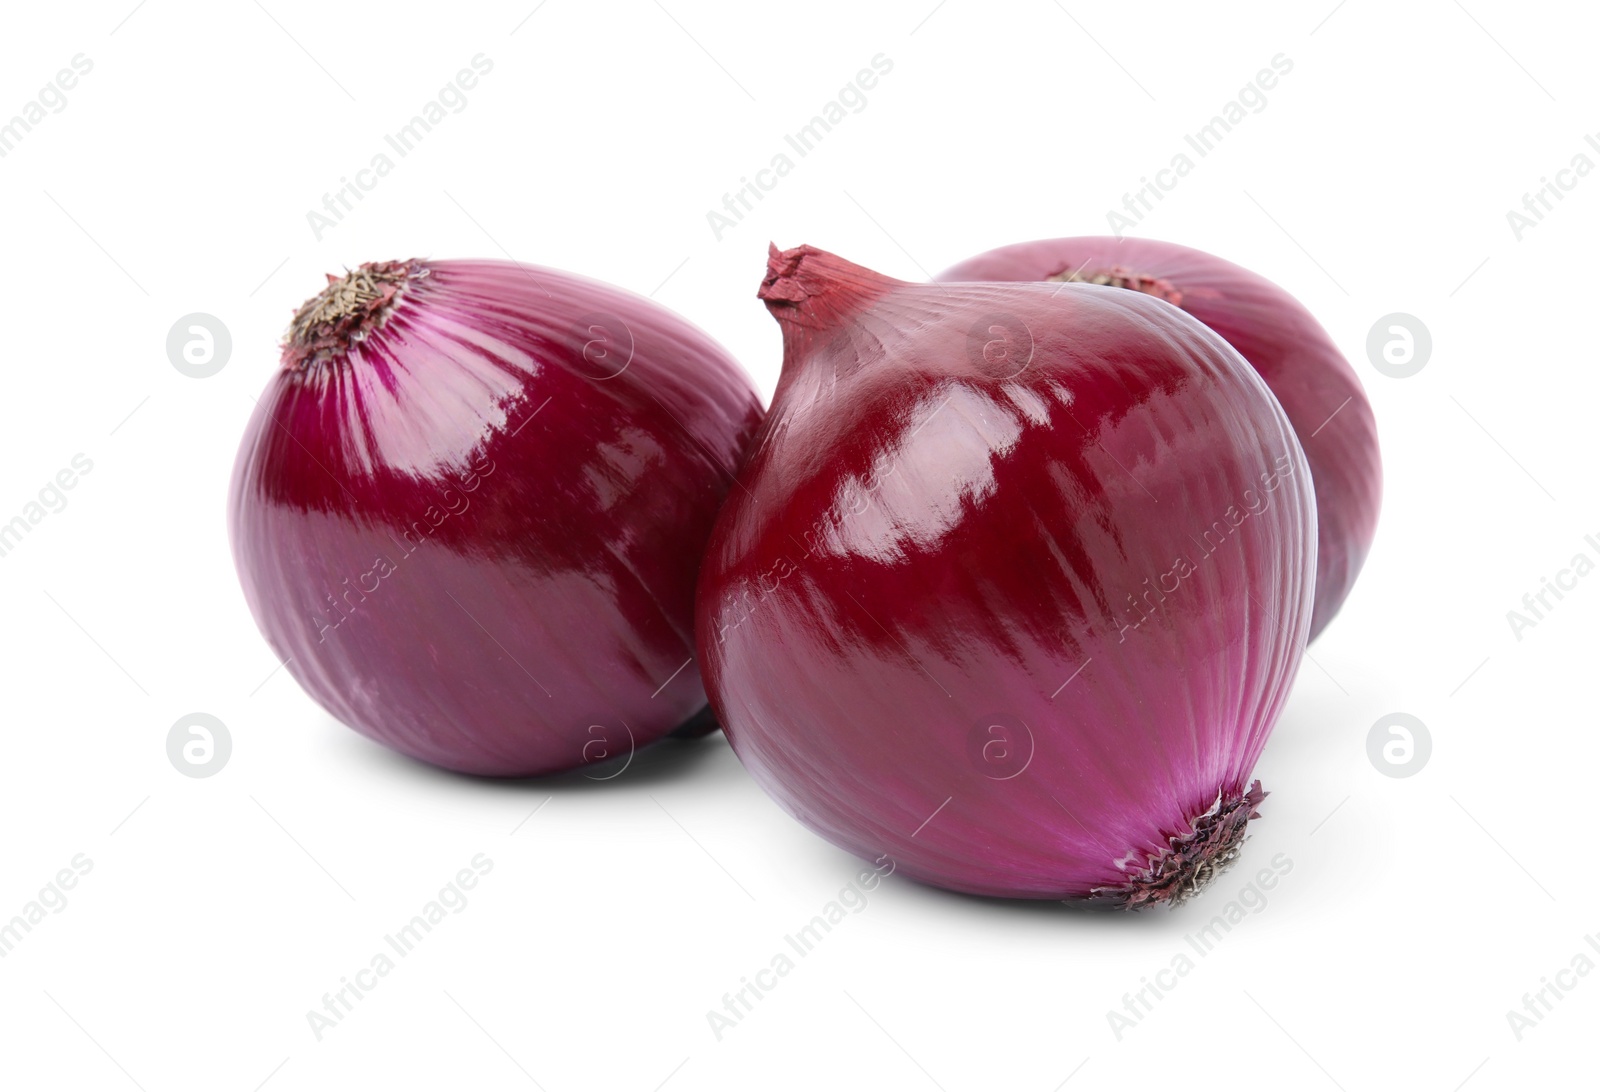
[939,236,1380,639]
[231,259,762,776]
[695,244,1316,906]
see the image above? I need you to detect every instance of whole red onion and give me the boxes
[938,237,1380,639]
[231,259,761,776]
[695,245,1315,906]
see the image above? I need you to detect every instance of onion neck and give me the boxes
[1093,780,1266,910]
[283,259,429,370]
[759,244,903,365]
[1046,265,1184,308]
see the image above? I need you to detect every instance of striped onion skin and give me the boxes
[696,246,1314,905]
[940,236,1379,641]
[230,259,761,776]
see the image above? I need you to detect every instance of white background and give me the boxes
[1,1,1594,1089]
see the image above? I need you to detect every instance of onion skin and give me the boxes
[938,237,1379,640]
[231,259,762,776]
[695,245,1315,905]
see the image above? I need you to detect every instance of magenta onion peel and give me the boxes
[938,236,1380,639]
[695,245,1315,906]
[231,259,762,776]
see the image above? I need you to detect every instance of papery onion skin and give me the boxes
[695,245,1315,905]
[938,237,1379,640]
[231,259,762,776]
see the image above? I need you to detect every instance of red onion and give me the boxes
[695,245,1315,906]
[938,237,1380,639]
[231,259,761,776]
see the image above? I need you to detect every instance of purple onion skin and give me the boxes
[231,259,762,777]
[694,246,1315,905]
[938,237,1380,640]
